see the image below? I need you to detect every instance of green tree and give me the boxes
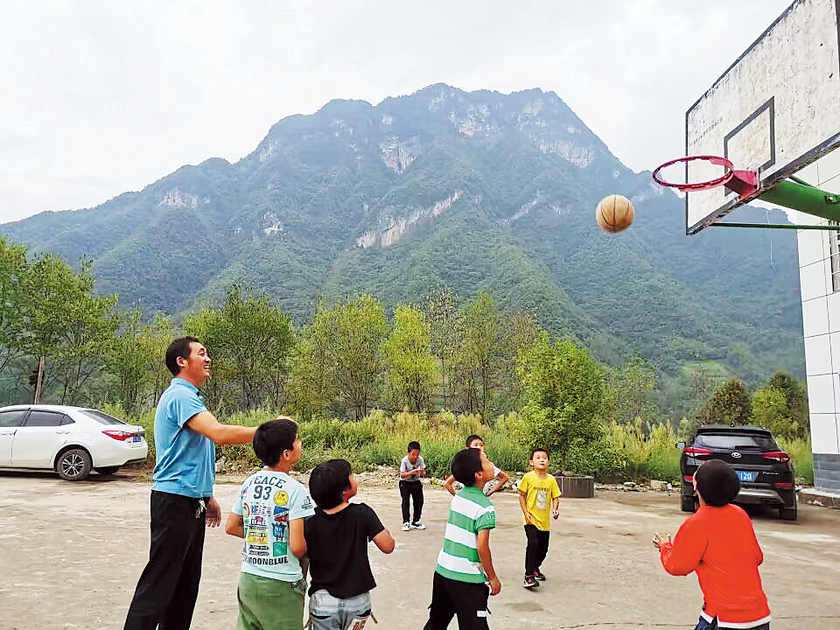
[0,238,28,373]
[18,255,118,404]
[105,308,152,412]
[605,357,658,426]
[142,312,177,405]
[519,332,606,464]
[185,285,294,411]
[382,304,437,412]
[767,371,808,436]
[700,379,752,426]
[752,387,801,439]
[426,287,459,409]
[288,327,335,420]
[453,292,502,419]
[53,282,119,404]
[311,295,387,420]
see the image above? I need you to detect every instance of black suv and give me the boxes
[678,425,796,521]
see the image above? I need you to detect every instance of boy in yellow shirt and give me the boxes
[518,448,560,589]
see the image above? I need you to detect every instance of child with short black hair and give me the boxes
[399,440,426,531]
[518,447,560,589]
[225,417,315,630]
[653,459,771,630]
[305,458,395,630]
[444,434,510,496]
[424,448,500,630]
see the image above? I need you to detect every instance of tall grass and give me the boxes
[778,436,814,485]
[104,404,816,485]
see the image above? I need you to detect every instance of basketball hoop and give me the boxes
[652,155,759,197]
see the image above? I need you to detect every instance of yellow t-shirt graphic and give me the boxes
[519,471,561,531]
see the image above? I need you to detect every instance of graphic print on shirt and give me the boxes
[536,488,548,510]
[272,506,289,556]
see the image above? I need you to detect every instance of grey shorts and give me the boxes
[309,589,371,630]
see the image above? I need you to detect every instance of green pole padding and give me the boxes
[757,179,840,222]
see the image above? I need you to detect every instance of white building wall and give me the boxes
[796,148,840,492]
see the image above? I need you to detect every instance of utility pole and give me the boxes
[33,356,45,404]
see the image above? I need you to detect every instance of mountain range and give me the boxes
[0,83,805,394]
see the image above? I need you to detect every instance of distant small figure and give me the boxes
[444,434,510,497]
[424,448,500,630]
[305,458,395,630]
[518,448,560,589]
[225,417,315,630]
[399,440,426,531]
[653,459,771,630]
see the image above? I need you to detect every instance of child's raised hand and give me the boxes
[652,533,671,550]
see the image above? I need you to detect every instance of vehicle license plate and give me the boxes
[132,435,141,443]
[736,470,757,482]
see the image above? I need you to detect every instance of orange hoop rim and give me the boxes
[652,155,734,192]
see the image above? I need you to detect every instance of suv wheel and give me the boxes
[56,448,92,481]
[780,503,797,521]
[680,493,696,513]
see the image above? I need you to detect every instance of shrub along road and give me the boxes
[0,471,838,629]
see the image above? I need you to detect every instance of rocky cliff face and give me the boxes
[0,84,804,383]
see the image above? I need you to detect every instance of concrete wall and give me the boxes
[796,148,840,493]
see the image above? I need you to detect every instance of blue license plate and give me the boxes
[132,435,141,443]
[736,470,757,482]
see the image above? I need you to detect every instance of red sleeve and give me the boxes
[659,514,708,576]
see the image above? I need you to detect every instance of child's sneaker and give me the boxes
[411,521,426,530]
[533,570,546,581]
[523,574,539,589]
[402,522,411,531]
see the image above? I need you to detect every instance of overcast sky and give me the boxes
[0,0,793,225]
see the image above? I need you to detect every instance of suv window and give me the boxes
[0,410,27,428]
[694,433,777,450]
[24,410,69,427]
[79,409,127,425]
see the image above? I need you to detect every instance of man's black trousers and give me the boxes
[124,491,208,630]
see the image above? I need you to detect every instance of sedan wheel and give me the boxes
[57,448,92,481]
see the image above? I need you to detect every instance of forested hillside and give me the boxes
[1,84,804,395]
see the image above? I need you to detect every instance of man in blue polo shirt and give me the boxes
[124,336,258,630]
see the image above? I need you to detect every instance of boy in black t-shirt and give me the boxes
[305,459,395,629]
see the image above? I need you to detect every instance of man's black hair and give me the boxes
[530,447,549,460]
[165,336,201,377]
[695,459,741,507]
[465,434,483,448]
[407,441,421,452]
[252,418,298,468]
[451,448,482,486]
[309,459,352,510]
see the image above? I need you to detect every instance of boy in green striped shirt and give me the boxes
[424,448,501,630]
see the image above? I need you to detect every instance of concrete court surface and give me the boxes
[0,472,839,630]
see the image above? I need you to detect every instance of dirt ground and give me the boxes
[0,471,838,630]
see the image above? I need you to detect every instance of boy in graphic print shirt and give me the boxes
[226,418,315,630]
[424,448,501,630]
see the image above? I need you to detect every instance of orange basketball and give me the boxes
[595,195,635,233]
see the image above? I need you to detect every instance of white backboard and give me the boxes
[686,0,840,234]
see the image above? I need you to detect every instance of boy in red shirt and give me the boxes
[653,459,771,629]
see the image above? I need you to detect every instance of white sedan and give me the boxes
[0,404,148,481]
